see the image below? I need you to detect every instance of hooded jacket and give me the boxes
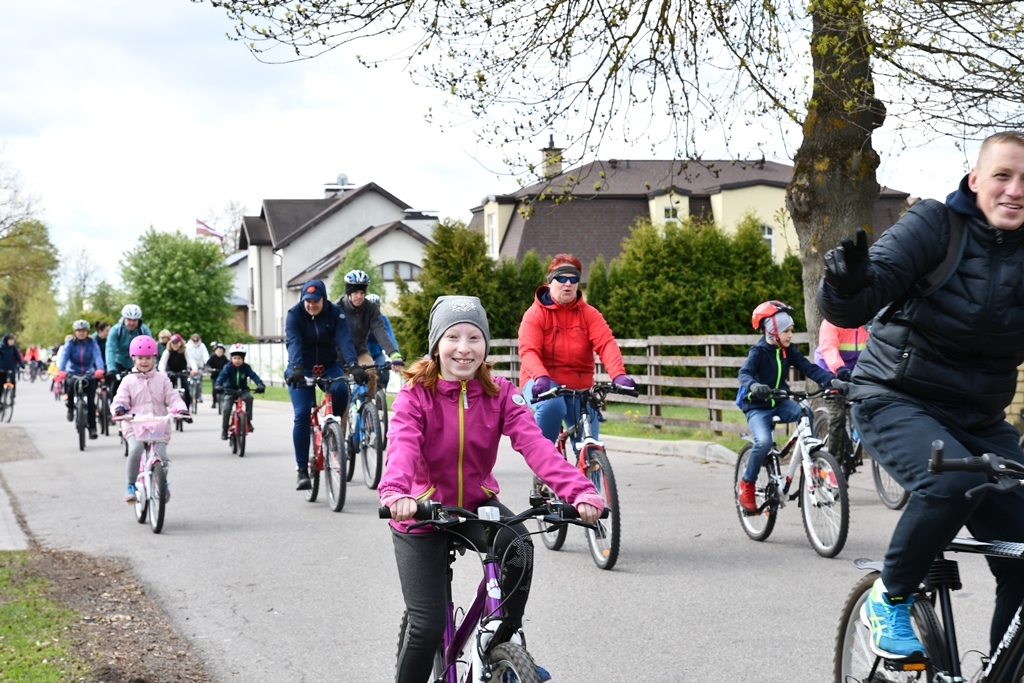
[284,299,358,375]
[518,287,626,391]
[0,334,23,373]
[737,337,835,412]
[337,297,398,358]
[814,320,868,373]
[378,375,605,533]
[105,318,154,373]
[112,369,188,442]
[817,176,1024,424]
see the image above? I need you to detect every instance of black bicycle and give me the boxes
[68,374,92,451]
[835,441,1024,682]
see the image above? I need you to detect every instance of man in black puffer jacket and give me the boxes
[819,131,1024,673]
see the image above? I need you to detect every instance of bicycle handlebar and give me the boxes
[928,439,1024,499]
[378,499,607,530]
[112,412,192,424]
[767,386,839,402]
[535,381,639,403]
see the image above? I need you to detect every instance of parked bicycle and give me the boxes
[300,366,348,511]
[114,413,190,534]
[223,390,252,457]
[0,370,14,423]
[345,362,389,490]
[531,380,637,570]
[735,387,850,558]
[814,399,911,510]
[835,442,1024,682]
[381,498,603,683]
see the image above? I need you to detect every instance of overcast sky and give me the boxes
[0,0,979,287]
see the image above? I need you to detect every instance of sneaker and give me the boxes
[247,422,254,433]
[66,407,74,422]
[197,396,203,403]
[124,484,136,503]
[860,578,925,659]
[296,469,312,491]
[220,431,228,440]
[89,429,98,440]
[738,479,757,512]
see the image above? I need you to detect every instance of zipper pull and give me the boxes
[461,380,468,408]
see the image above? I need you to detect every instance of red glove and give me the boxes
[94,369,105,379]
[55,371,66,382]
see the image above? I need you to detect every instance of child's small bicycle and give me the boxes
[301,366,348,511]
[114,413,190,534]
[735,387,850,558]
[223,390,253,457]
[381,498,602,683]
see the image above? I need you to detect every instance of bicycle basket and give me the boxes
[133,418,167,442]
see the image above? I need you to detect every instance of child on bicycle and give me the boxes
[736,301,838,512]
[379,295,605,683]
[214,343,265,440]
[112,335,189,503]
[205,343,229,410]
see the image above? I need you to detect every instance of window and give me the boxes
[761,225,775,259]
[380,261,422,282]
[274,264,282,289]
[664,206,679,224]
[487,213,499,258]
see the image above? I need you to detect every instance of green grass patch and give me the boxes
[601,403,747,453]
[0,552,89,682]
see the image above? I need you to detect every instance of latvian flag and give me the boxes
[196,219,224,241]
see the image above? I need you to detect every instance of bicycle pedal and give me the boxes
[882,655,928,673]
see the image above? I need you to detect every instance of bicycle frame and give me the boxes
[749,399,829,512]
[306,366,343,471]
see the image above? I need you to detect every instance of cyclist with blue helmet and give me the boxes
[336,270,403,395]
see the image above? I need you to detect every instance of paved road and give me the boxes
[0,379,1003,681]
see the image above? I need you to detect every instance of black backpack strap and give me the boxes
[878,208,966,324]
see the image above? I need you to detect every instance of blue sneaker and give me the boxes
[501,666,551,682]
[860,578,925,658]
[123,484,136,504]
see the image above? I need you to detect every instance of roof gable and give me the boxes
[272,183,412,249]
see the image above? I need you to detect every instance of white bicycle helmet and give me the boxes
[344,269,371,286]
[366,293,382,305]
[228,343,247,357]
[121,304,142,320]
[72,319,90,331]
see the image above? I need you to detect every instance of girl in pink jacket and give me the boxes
[112,335,188,503]
[379,295,604,683]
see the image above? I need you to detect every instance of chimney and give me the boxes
[541,135,562,179]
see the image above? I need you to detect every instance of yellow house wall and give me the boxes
[483,199,517,257]
[710,185,796,264]
[648,193,689,224]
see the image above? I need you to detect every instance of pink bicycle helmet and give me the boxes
[129,335,158,357]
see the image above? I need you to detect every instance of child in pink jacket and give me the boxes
[379,295,604,683]
[112,335,189,503]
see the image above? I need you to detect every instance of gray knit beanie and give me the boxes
[764,311,795,340]
[428,295,491,356]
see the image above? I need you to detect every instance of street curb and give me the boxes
[600,435,737,465]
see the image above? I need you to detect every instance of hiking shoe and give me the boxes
[738,479,757,511]
[860,578,925,659]
[296,470,312,491]
[124,484,137,503]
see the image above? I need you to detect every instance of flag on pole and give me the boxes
[196,219,224,241]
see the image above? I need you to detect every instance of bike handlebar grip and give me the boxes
[378,506,392,519]
[929,439,945,474]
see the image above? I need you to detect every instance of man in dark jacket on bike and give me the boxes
[0,332,22,397]
[335,270,403,395]
[819,131,1024,671]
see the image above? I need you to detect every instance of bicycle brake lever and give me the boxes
[965,478,1021,501]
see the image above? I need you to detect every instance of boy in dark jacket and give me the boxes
[736,301,837,511]
[215,344,265,440]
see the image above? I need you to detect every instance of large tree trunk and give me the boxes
[786,0,886,352]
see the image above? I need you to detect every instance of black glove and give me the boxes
[255,384,266,394]
[829,378,850,396]
[749,383,771,400]
[287,366,305,387]
[836,367,851,382]
[351,366,369,385]
[823,228,876,296]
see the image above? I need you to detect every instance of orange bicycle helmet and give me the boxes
[751,300,795,331]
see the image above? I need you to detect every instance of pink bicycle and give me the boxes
[113,413,190,534]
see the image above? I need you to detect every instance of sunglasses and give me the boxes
[554,275,579,284]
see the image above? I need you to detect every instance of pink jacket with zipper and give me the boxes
[112,370,188,442]
[379,375,605,532]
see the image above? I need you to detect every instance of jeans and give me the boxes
[288,364,349,470]
[742,400,803,482]
[523,378,601,443]
[854,394,1024,664]
[391,499,533,683]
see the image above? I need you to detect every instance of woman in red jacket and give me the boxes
[517,254,635,441]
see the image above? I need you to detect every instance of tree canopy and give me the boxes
[0,219,59,337]
[328,238,387,302]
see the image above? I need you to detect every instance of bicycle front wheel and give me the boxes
[360,402,383,489]
[872,457,910,511]
[98,391,110,436]
[800,449,850,558]
[134,478,147,524]
[149,463,166,534]
[77,401,87,451]
[324,422,347,512]
[734,442,778,542]
[834,571,949,682]
[236,412,247,457]
[486,642,542,683]
[533,475,567,551]
[584,447,620,570]
[3,385,14,422]
[305,430,320,503]
[376,387,389,448]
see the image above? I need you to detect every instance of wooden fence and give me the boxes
[489,334,811,434]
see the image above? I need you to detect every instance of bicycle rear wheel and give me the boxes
[236,412,247,457]
[800,448,850,558]
[533,475,568,551]
[834,571,949,682]
[486,642,542,683]
[375,387,389,447]
[0,386,9,422]
[324,422,347,512]
[872,457,910,510]
[149,463,166,534]
[305,430,320,503]
[584,446,620,570]
[734,442,778,542]
[77,401,87,451]
[3,385,14,422]
[360,402,384,489]
[98,390,110,436]
[134,477,148,524]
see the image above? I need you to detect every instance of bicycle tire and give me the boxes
[236,411,247,457]
[134,476,147,524]
[872,457,910,511]
[487,642,542,683]
[533,475,567,551]
[324,422,347,512]
[800,448,849,558]
[360,402,384,489]
[305,430,320,503]
[734,442,778,542]
[98,390,110,436]
[3,386,14,422]
[229,408,238,454]
[376,387,389,448]
[834,571,950,682]
[190,380,199,414]
[0,387,9,422]
[345,412,357,483]
[77,401,87,451]
[149,463,166,534]
[584,446,620,570]
[813,407,830,441]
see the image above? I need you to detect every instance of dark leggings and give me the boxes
[391,499,534,683]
